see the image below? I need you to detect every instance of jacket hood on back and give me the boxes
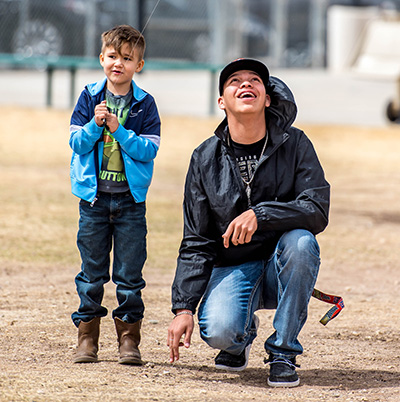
[267,76,297,133]
[171,73,329,311]
[215,75,297,141]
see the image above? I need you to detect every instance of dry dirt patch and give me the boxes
[0,108,399,401]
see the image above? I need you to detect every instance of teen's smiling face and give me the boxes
[99,42,144,94]
[218,70,270,115]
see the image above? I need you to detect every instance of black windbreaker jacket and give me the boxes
[171,77,330,313]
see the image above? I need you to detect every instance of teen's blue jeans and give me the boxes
[71,192,147,327]
[198,229,320,358]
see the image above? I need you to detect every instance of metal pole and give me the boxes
[85,0,97,57]
[18,0,29,28]
[70,67,77,108]
[46,66,54,107]
[207,0,225,115]
[138,0,146,32]
[209,68,217,116]
[309,0,328,68]
[208,0,225,65]
[227,0,245,60]
[127,0,139,27]
[270,0,289,68]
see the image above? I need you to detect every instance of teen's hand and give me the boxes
[167,311,194,363]
[222,209,258,248]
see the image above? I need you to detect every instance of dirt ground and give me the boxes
[0,108,399,402]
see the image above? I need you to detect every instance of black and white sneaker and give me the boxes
[267,355,300,388]
[214,315,259,372]
[214,343,252,372]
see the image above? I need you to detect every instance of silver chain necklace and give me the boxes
[228,131,268,207]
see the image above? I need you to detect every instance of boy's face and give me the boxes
[218,70,270,116]
[99,43,144,94]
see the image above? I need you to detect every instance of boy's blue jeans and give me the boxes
[71,192,147,328]
[198,229,320,358]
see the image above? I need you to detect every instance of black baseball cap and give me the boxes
[219,58,270,95]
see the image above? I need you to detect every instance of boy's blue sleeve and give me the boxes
[112,96,161,162]
[69,90,103,155]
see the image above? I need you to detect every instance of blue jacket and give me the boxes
[69,78,161,203]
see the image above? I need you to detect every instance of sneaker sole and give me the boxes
[214,315,259,372]
[215,343,252,372]
[267,378,300,388]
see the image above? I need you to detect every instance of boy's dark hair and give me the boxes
[101,25,146,60]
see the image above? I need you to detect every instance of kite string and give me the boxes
[110,0,162,87]
[140,0,162,38]
[129,0,162,59]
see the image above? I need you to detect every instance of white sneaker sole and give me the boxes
[215,343,252,372]
[215,314,259,372]
[267,378,300,388]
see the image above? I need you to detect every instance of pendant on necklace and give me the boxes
[245,184,251,207]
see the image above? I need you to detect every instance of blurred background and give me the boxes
[0,0,399,124]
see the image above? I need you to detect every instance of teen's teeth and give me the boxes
[240,92,255,98]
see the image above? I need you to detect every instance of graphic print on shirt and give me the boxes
[98,90,132,193]
[231,136,267,182]
[237,155,258,182]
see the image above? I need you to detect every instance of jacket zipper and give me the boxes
[226,132,290,207]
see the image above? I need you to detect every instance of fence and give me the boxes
[0,0,333,67]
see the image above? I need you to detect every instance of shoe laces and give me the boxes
[264,355,300,369]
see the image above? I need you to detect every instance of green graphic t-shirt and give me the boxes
[98,88,132,193]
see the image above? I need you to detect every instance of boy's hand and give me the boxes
[94,100,108,127]
[104,111,119,133]
[94,101,119,133]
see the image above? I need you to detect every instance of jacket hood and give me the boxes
[215,75,297,141]
[267,76,297,133]
[86,78,148,102]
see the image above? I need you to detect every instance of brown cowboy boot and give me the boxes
[73,317,100,363]
[114,317,143,365]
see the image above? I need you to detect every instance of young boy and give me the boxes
[69,25,161,365]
